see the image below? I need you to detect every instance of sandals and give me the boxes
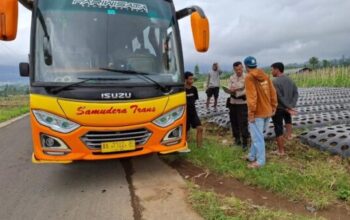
[247,162,262,169]
[285,136,293,141]
[284,134,293,141]
[271,151,286,157]
[242,156,256,162]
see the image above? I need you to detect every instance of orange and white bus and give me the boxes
[0,0,209,163]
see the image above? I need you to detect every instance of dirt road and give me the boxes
[0,116,201,220]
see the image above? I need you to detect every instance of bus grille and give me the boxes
[81,129,152,150]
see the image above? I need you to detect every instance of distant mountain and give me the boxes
[0,65,28,85]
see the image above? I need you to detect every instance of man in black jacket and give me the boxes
[185,71,203,148]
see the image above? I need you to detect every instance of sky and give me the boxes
[0,0,350,72]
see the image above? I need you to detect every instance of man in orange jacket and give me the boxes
[244,56,277,169]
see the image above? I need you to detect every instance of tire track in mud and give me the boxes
[121,159,144,220]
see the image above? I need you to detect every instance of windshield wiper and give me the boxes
[37,8,53,65]
[49,77,130,94]
[99,68,172,93]
[37,8,50,42]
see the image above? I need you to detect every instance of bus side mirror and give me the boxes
[19,62,29,77]
[191,12,210,52]
[0,0,18,41]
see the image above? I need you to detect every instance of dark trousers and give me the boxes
[272,108,292,137]
[229,104,249,145]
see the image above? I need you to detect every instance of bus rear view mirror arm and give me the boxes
[19,0,33,10]
[176,6,210,53]
[176,6,206,20]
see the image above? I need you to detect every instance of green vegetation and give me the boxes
[194,74,207,91]
[193,64,350,90]
[0,96,29,123]
[194,76,231,91]
[289,67,350,87]
[189,186,323,220]
[165,130,350,210]
[306,56,350,69]
[194,64,200,76]
[0,84,29,97]
[309,57,319,69]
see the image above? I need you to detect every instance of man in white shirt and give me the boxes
[206,62,223,111]
[228,61,249,150]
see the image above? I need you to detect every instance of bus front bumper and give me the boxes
[30,113,188,163]
[31,143,188,164]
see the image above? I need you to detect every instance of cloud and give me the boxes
[1,0,350,73]
[176,0,350,71]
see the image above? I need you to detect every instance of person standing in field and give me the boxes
[206,62,223,112]
[271,62,299,156]
[185,71,203,149]
[228,61,249,150]
[244,56,277,169]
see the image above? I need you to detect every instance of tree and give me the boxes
[194,64,200,75]
[322,59,330,68]
[341,55,346,65]
[309,57,319,69]
[4,84,9,97]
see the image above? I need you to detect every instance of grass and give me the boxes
[188,185,324,220]
[164,128,350,210]
[289,67,350,87]
[193,76,211,91]
[0,96,29,123]
[194,78,232,92]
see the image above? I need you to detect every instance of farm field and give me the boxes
[194,67,350,90]
[198,87,350,157]
[289,67,350,88]
[0,95,29,123]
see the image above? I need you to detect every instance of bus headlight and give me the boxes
[33,110,80,133]
[153,106,185,128]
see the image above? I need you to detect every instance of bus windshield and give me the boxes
[34,0,182,85]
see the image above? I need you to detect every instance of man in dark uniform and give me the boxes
[228,61,249,150]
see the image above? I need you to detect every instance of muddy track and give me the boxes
[167,159,350,220]
[121,159,144,220]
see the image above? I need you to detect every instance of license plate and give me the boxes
[101,140,136,153]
